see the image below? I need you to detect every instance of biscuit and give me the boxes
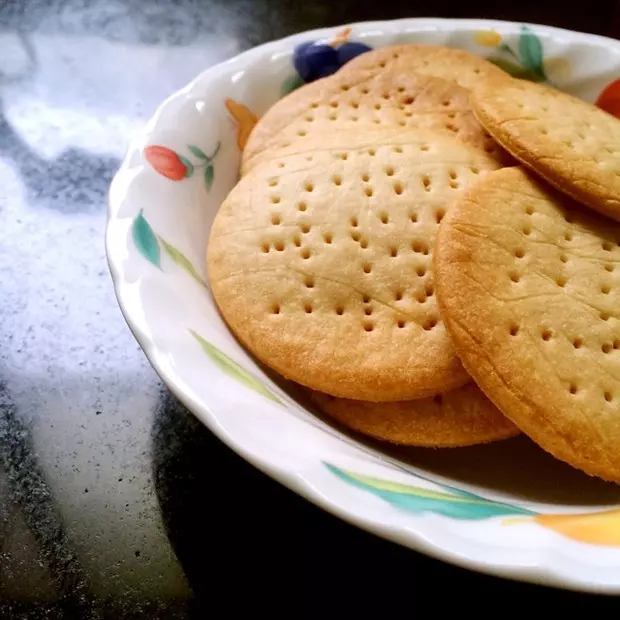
[434,166,620,482]
[472,78,620,222]
[336,44,508,90]
[310,383,519,447]
[208,128,500,401]
[242,66,507,174]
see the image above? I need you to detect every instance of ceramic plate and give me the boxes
[106,18,620,593]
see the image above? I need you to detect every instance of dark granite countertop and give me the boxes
[2,1,620,617]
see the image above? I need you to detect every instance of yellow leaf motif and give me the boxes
[225,98,258,151]
[475,30,502,47]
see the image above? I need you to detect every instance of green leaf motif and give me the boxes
[487,57,546,83]
[209,142,221,162]
[179,155,194,178]
[325,464,536,520]
[518,27,546,81]
[190,330,282,404]
[132,210,160,267]
[188,144,208,160]
[204,164,214,192]
[281,74,304,96]
[159,237,206,287]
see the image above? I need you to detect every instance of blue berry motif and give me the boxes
[291,37,372,85]
[337,42,373,66]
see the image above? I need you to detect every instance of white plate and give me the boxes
[106,18,620,593]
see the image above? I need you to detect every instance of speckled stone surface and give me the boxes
[2,1,620,617]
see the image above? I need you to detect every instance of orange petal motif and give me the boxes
[596,79,620,118]
[144,145,187,181]
[534,509,620,547]
[225,98,259,151]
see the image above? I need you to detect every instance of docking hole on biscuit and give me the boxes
[271,214,281,225]
[423,318,438,331]
[412,241,429,255]
[363,321,374,332]
[397,320,406,329]
[323,233,333,244]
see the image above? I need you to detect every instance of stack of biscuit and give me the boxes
[207,44,620,483]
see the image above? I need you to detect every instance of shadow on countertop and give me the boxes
[151,389,620,615]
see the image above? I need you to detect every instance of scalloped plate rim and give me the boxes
[107,17,620,594]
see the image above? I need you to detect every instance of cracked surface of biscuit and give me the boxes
[310,383,519,447]
[435,167,620,482]
[209,128,499,401]
[337,44,508,89]
[243,64,508,174]
[472,78,620,222]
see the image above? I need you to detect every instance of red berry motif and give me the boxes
[596,79,620,118]
[144,145,187,181]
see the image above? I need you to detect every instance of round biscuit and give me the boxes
[242,67,507,175]
[208,127,500,401]
[309,383,519,447]
[336,44,508,89]
[435,166,620,482]
[472,78,620,222]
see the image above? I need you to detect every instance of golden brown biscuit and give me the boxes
[472,78,620,222]
[208,128,500,401]
[434,166,620,482]
[310,383,519,447]
[336,44,508,89]
[242,66,507,174]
